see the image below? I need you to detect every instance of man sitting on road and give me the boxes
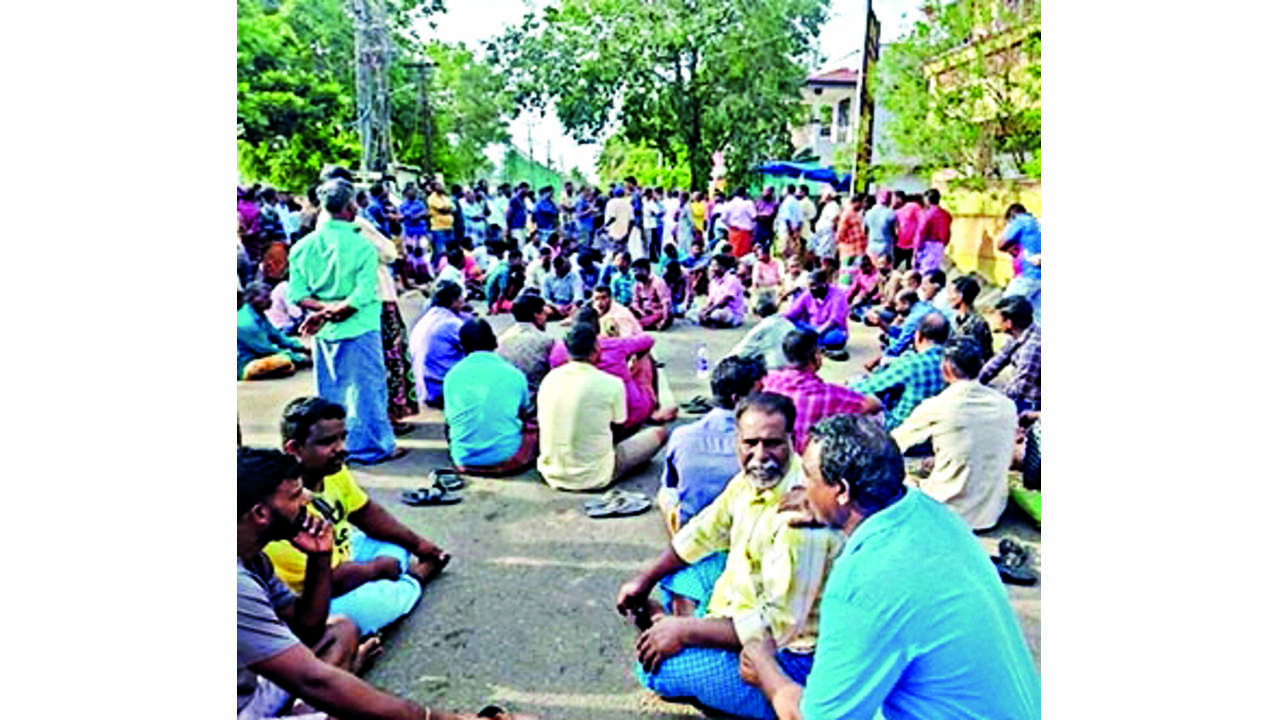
[264,397,451,637]
[760,329,871,452]
[657,355,767,534]
[851,313,949,431]
[443,319,538,476]
[730,297,797,372]
[738,415,1040,720]
[783,270,851,354]
[891,337,1018,531]
[861,288,935,373]
[590,284,643,338]
[979,295,1042,413]
[536,323,669,491]
[616,392,845,720]
[629,258,673,331]
[541,254,582,320]
[699,253,746,328]
[497,293,565,402]
[408,280,468,409]
[238,282,312,381]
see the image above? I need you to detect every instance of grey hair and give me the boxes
[244,281,272,301]
[318,178,356,215]
[808,414,905,514]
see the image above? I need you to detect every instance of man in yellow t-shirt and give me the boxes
[427,181,454,264]
[264,396,451,635]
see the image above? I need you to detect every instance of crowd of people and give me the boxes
[237,167,1043,719]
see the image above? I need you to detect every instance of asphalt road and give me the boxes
[237,300,1041,720]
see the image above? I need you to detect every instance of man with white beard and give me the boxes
[614,392,846,720]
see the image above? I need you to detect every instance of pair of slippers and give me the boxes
[824,348,850,362]
[990,538,1038,586]
[680,396,713,415]
[400,469,465,506]
[583,488,651,518]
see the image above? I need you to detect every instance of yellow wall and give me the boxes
[935,178,1041,287]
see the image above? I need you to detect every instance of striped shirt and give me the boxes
[671,460,845,652]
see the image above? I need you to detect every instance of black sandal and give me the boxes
[400,486,463,506]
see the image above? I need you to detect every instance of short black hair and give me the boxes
[712,355,768,409]
[712,253,736,271]
[238,447,304,517]
[924,188,941,205]
[926,269,947,287]
[459,318,498,354]
[808,414,905,514]
[370,182,386,197]
[916,312,951,344]
[511,292,545,322]
[1004,203,1028,220]
[448,249,466,268]
[280,396,345,445]
[565,322,598,360]
[322,166,354,181]
[952,275,981,306]
[754,296,778,318]
[735,391,797,434]
[573,304,601,332]
[944,337,984,379]
[810,269,829,286]
[782,328,821,367]
[897,290,920,307]
[632,258,651,272]
[995,295,1034,329]
[592,284,612,298]
[432,280,463,308]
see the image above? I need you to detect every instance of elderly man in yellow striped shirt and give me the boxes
[615,391,845,720]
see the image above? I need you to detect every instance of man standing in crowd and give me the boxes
[852,313,950,430]
[754,186,778,255]
[777,185,804,258]
[891,337,1018,531]
[265,397,449,636]
[892,190,923,270]
[863,189,896,264]
[288,178,404,465]
[739,414,1040,720]
[723,187,758,259]
[617,392,844,720]
[443,319,539,476]
[604,187,635,255]
[427,181,455,263]
[914,188,952,274]
[979,295,1042,412]
[1001,203,1042,325]
[506,183,530,247]
[537,323,668,491]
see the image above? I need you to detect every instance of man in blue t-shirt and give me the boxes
[1000,203,1042,325]
[739,414,1041,720]
[443,318,538,476]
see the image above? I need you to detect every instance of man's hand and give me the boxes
[864,356,881,373]
[371,556,403,581]
[299,313,329,337]
[636,616,687,673]
[616,576,652,618]
[289,515,333,556]
[779,487,821,528]
[738,634,777,687]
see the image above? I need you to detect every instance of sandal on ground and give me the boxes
[349,447,411,466]
[427,468,465,492]
[583,488,643,510]
[679,395,713,414]
[584,491,651,518]
[392,422,415,437]
[824,348,850,362]
[400,485,463,506]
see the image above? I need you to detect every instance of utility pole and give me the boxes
[853,0,881,194]
[405,57,435,182]
[352,0,393,175]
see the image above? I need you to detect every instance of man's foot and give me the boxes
[392,422,414,436]
[406,553,451,586]
[349,446,411,466]
[353,635,384,676]
[649,406,678,424]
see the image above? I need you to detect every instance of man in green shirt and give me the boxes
[288,178,406,466]
[237,282,311,380]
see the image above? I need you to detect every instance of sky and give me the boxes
[414,0,924,181]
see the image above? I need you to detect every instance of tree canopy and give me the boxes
[488,0,829,190]
[873,0,1041,186]
[237,0,513,190]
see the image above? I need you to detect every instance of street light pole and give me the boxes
[405,58,435,183]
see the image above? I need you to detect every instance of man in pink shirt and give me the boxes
[723,187,758,259]
[893,190,923,270]
[698,254,746,328]
[629,258,673,331]
[760,327,871,452]
[783,269,851,351]
[914,188,953,274]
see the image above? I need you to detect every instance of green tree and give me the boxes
[595,134,691,189]
[873,0,1041,185]
[488,0,828,190]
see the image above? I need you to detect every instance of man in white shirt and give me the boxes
[891,337,1018,530]
[776,185,804,258]
[604,188,635,256]
[537,323,668,491]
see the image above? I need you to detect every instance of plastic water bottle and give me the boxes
[696,344,710,381]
